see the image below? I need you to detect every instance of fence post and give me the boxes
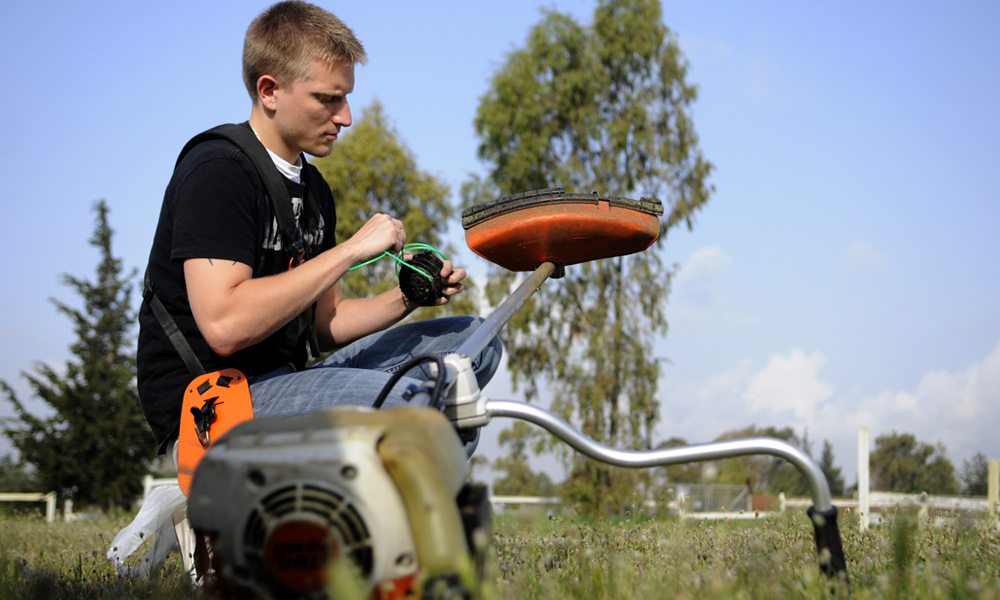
[64,499,74,522]
[44,492,56,523]
[143,474,153,503]
[989,459,999,517]
[858,427,870,531]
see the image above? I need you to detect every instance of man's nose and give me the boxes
[333,102,352,128]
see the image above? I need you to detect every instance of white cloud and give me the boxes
[742,349,833,421]
[838,343,1000,458]
[673,245,732,294]
[843,240,888,273]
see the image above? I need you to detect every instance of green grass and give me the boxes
[493,512,999,599]
[1,509,997,599]
[0,510,199,599]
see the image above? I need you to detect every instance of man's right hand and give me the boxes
[344,213,405,261]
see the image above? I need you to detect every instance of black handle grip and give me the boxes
[807,505,849,580]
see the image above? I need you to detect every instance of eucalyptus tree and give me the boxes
[467,0,712,512]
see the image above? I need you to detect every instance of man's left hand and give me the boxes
[435,260,465,305]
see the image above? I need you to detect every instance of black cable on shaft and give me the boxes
[371,354,447,410]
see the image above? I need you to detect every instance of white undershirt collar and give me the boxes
[249,126,302,184]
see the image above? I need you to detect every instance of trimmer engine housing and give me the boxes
[187,406,481,598]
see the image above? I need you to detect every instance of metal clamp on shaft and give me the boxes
[439,261,557,431]
[439,353,489,429]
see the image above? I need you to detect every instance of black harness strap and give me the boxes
[144,271,206,376]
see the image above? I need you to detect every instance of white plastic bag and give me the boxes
[107,483,187,577]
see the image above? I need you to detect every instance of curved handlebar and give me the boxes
[486,398,834,511]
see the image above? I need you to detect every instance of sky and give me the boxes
[2,1,998,491]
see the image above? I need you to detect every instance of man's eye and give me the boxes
[317,95,341,105]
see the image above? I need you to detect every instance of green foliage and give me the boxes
[960,452,989,496]
[706,425,813,496]
[819,439,846,497]
[651,436,702,485]
[467,0,712,515]
[1,201,153,510]
[890,513,917,597]
[0,455,38,492]
[492,422,556,497]
[871,432,959,495]
[312,101,477,317]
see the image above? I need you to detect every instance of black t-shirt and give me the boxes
[137,127,337,453]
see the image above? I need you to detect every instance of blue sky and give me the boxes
[2,1,998,489]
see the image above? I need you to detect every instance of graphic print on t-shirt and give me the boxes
[262,196,326,253]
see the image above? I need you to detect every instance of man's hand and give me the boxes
[434,260,465,305]
[343,213,405,261]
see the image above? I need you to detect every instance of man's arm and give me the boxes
[186,213,403,356]
[315,259,468,348]
[313,281,415,349]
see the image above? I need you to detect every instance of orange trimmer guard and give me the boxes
[462,188,663,272]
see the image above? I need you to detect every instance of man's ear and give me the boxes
[256,75,280,111]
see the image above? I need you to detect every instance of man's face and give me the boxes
[271,59,355,159]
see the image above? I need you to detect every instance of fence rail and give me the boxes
[0,492,57,522]
[780,491,991,515]
[485,489,997,524]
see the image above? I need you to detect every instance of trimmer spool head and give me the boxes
[462,188,663,272]
[399,251,445,306]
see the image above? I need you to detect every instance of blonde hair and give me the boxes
[243,1,367,100]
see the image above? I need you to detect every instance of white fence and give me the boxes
[487,488,998,525]
[490,495,561,513]
[0,492,57,522]
[857,430,999,530]
[780,491,991,514]
[779,490,995,528]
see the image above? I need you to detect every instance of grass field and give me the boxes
[1,508,997,599]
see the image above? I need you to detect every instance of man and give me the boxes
[137,0,501,458]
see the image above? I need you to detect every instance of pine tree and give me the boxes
[819,440,846,496]
[959,452,988,496]
[467,0,712,514]
[1,200,153,510]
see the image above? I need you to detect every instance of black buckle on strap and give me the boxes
[190,396,221,448]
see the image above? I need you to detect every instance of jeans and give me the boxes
[248,315,502,418]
